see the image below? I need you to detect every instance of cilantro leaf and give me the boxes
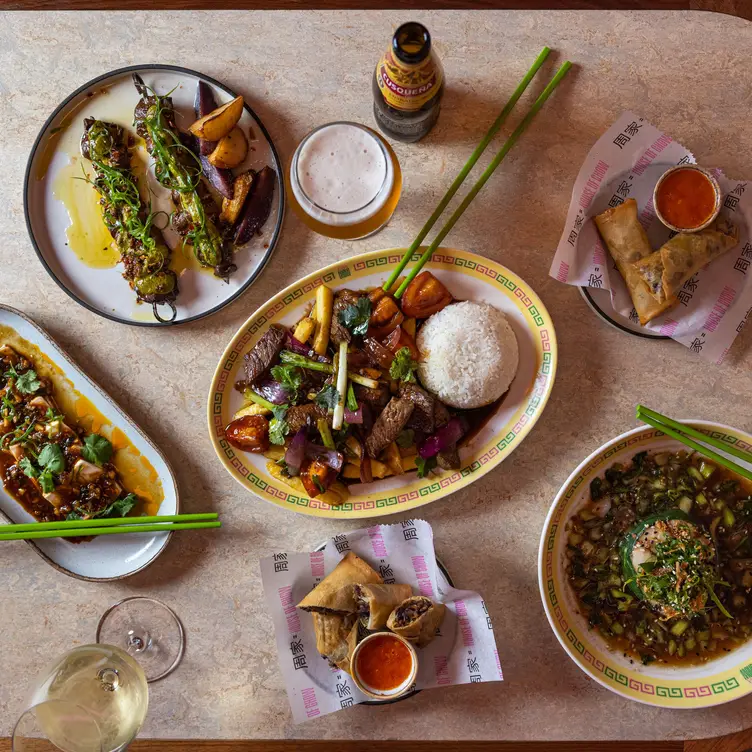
[39,469,55,494]
[5,366,42,395]
[98,493,137,518]
[270,365,302,402]
[315,385,340,411]
[271,404,289,422]
[269,417,290,445]
[67,493,138,521]
[396,429,415,449]
[338,297,371,337]
[18,456,39,479]
[82,434,113,466]
[45,407,63,422]
[389,347,419,383]
[415,455,436,479]
[38,443,65,474]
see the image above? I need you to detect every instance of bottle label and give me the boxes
[376,49,443,111]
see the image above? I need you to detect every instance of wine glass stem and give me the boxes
[127,629,150,654]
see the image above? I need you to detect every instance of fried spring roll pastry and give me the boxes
[633,220,739,304]
[297,552,383,614]
[387,595,446,648]
[594,199,673,325]
[354,583,413,630]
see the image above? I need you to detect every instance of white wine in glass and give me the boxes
[14,644,148,752]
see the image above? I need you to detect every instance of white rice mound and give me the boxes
[416,301,519,409]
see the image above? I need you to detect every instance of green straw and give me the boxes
[3,512,218,534]
[636,406,752,483]
[0,521,221,541]
[381,46,552,293]
[395,60,572,299]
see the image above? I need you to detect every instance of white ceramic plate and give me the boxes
[208,247,557,519]
[24,64,284,327]
[539,421,752,708]
[0,306,179,580]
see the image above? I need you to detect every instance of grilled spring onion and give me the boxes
[132,74,235,279]
[80,118,178,323]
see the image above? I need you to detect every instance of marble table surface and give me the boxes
[2,7,752,742]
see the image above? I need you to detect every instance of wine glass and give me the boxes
[96,596,184,683]
[13,644,148,752]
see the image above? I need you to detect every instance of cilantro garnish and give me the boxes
[314,385,340,411]
[415,455,436,479]
[338,297,371,336]
[82,434,113,466]
[389,347,419,383]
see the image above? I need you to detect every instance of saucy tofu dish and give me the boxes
[566,450,752,665]
[224,271,520,505]
[0,345,139,524]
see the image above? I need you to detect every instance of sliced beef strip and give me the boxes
[399,382,435,434]
[433,400,451,429]
[353,383,390,412]
[365,397,414,458]
[436,445,461,471]
[285,404,329,434]
[243,324,287,384]
[330,290,360,346]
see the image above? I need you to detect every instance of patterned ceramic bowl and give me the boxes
[207,247,556,519]
[539,421,752,708]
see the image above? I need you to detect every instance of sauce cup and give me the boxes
[351,632,418,701]
[653,164,721,234]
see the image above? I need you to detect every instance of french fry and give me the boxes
[401,455,418,472]
[293,317,316,344]
[313,285,333,355]
[234,403,271,420]
[381,442,404,476]
[403,317,416,339]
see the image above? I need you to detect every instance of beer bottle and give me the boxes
[373,22,445,143]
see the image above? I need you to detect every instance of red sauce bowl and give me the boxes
[351,632,418,700]
[653,164,721,233]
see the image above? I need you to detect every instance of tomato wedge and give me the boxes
[224,415,270,452]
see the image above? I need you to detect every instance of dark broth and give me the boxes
[566,450,752,666]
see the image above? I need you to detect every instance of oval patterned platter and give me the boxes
[208,247,557,519]
[539,421,752,708]
[0,305,179,581]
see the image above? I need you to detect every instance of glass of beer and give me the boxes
[288,121,402,240]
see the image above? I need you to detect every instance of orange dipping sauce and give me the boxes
[355,634,414,691]
[656,167,717,230]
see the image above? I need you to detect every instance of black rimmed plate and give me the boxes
[579,287,668,340]
[24,64,284,327]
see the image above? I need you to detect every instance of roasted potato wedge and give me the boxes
[189,96,244,141]
[220,172,254,225]
[208,126,248,169]
[293,316,316,344]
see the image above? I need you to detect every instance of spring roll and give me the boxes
[354,583,413,630]
[632,219,739,304]
[387,595,446,648]
[329,620,362,675]
[594,199,675,325]
[312,612,356,657]
[297,552,383,614]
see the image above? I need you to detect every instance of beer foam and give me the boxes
[297,123,388,214]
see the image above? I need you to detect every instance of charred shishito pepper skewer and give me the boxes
[132,74,236,279]
[80,118,179,323]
